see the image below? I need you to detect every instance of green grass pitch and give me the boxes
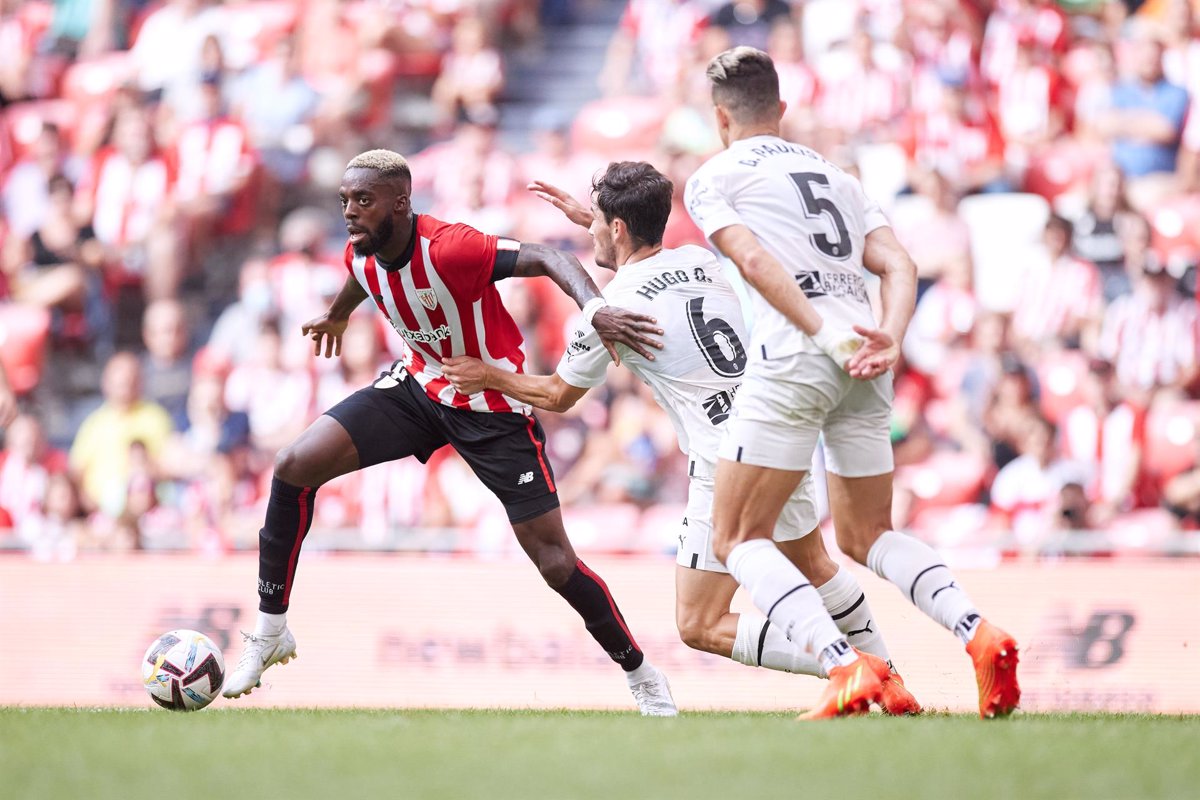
[4,708,1197,800]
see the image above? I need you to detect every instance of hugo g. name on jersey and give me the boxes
[684,135,890,360]
[555,245,748,460]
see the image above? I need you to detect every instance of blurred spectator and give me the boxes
[1,122,81,239]
[817,24,906,143]
[0,362,16,428]
[411,117,519,222]
[431,16,504,132]
[980,0,1068,88]
[314,314,389,412]
[1098,249,1200,392]
[1163,436,1200,529]
[130,0,227,112]
[267,208,345,369]
[0,0,36,103]
[140,298,193,425]
[903,253,976,377]
[231,35,320,200]
[1,174,108,350]
[983,356,1040,471]
[708,0,797,52]
[173,75,258,273]
[990,414,1092,545]
[599,0,709,96]
[995,32,1065,168]
[1011,215,1102,354]
[68,352,172,517]
[908,78,1010,195]
[1061,358,1150,518]
[892,167,972,294]
[207,258,276,367]
[17,472,86,561]
[75,108,180,301]
[1070,161,1136,302]
[223,318,313,453]
[1098,22,1190,207]
[0,414,64,529]
[768,19,820,136]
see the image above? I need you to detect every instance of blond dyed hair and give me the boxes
[346,149,411,181]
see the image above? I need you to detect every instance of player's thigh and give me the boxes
[717,354,840,473]
[711,459,806,558]
[821,371,895,480]
[321,370,448,470]
[825,471,895,564]
[443,408,562,527]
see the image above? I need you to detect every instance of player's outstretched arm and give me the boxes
[512,243,663,364]
[442,356,589,413]
[301,275,369,358]
[847,226,918,380]
[709,225,863,369]
[527,180,594,229]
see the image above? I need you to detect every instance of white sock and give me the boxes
[624,659,658,687]
[724,539,847,658]
[867,530,978,637]
[817,566,892,669]
[731,613,825,677]
[255,611,287,636]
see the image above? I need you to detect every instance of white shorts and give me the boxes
[676,457,818,573]
[717,353,895,478]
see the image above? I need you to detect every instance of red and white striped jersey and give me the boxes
[173,117,254,202]
[1011,254,1101,347]
[817,61,905,136]
[996,64,1061,142]
[344,214,528,413]
[80,148,172,248]
[1099,291,1200,391]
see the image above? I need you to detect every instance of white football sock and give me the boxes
[624,659,658,687]
[731,613,825,677]
[867,530,978,636]
[817,566,892,668]
[255,611,288,636]
[724,539,848,658]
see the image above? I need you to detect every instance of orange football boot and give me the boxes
[854,650,923,715]
[966,620,1021,719]
[798,655,883,720]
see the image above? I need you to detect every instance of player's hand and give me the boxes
[846,325,899,379]
[528,180,594,229]
[811,322,865,373]
[441,356,488,394]
[591,305,663,365]
[301,314,349,358]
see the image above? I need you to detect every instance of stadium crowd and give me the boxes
[0,0,1199,560]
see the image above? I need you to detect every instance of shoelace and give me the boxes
[235,630,270,671]
[631,679,669,709]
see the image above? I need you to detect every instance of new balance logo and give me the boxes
[517,472,534,485]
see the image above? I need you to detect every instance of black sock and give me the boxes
[554,560,644,671]
[258,477,317,614]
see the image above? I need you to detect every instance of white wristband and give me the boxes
[581,297,608,326]
[811,323,863,367]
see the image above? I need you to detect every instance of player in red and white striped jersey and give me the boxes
[223,149,678,715]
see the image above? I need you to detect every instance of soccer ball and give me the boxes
[141,630,226,711]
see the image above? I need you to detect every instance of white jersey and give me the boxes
[684,134,889,359]
[556,246,748,461]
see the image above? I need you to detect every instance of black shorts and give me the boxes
[324,368,559,524]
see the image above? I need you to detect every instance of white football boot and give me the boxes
[221,628,298,698]
[629,668,678,716]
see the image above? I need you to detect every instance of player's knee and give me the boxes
[836,526,886,565]
[529,545,575,588]
[273,444,317,487]
[675,615,719,655]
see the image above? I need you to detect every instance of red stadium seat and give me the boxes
[1144,400,1200,482]
[1148,194,1200,267]
[1023,142,1104,202]
[897,450,989,508]
[2,101,78,160]
[61,53,135,107]
[572,97,669,156]
[0,304,51,394]
[1036,349,1089,424]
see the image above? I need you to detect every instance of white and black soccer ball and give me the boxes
[141,630,225,711]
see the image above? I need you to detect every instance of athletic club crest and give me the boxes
[416,289,439,311]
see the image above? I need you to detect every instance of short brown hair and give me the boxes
[592,161,673,248]
[706,46,781,123]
